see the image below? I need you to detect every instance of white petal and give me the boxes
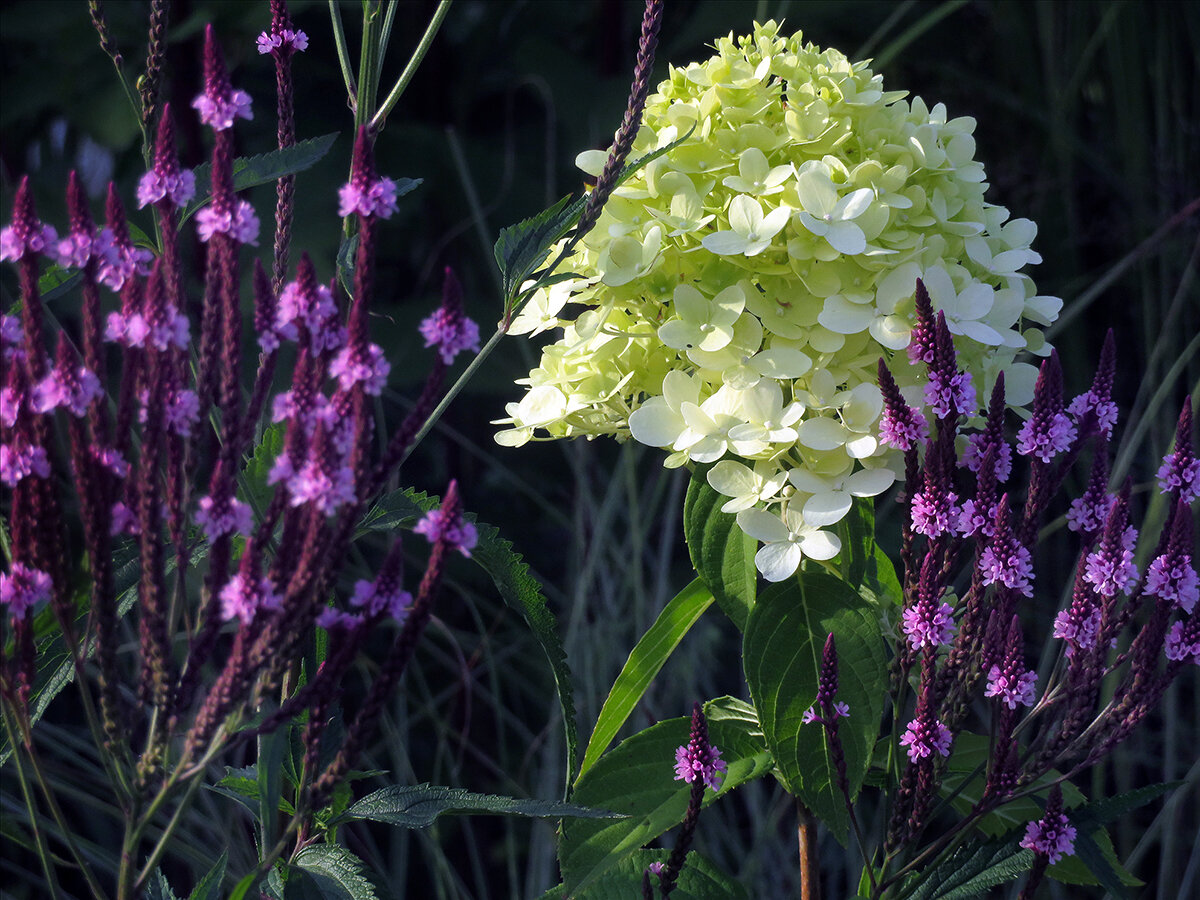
[800,530,842,560]
[847,466,896,496]
[835,187,875,221]
[728,195,762,234]
[797,417,848,451]
[824,221,866,256]
[708,460,758,497]
[803,491,852,527]
[737,508,791,543]
[673,284,709,321]
[628,399,683,448]
[701,231,750,255]
[755,541,803,582]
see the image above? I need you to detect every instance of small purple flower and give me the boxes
[1066,481,1113,536]
[802,701,849,724]
[350,578,413,622]
[2,315,23,361]
[1,441,51,486]
[164,389,201,437]
[54,225,116,270]
[1016,409,1075,463]
[1,386,19,428]
[96,240,153,292]
[287,455,356,514]
[923,369,976,420]
[274,258,343,352]
[1067,389,1118,441]
[316,608,362,630]
[0,563,53,618]
[414,506,478,558]
[911,488,961,538]
[196,199,260,245]
[32,360,103,417]
[984,663,1037,709]
[1156,400,1199,503]
[329,341,390,395]
[956,498,995,538]
[1053,605,1101,656]
[1020,806,1076,865]
[138,111,197,208]
[646,862,664,877]
[1164,619,1200,664]
[337,176,400,219]
[901,599,956,650]
[419,307,481,365]
[961,432,1013,483]
[1082,526,1138,598]
[111,501,139,536]
[195,493,254,542]
[257,28,308,55]
[899,715,952,761]
[0,179,57,261]
[978,496,1034,597]
[219,571,283,625]
[673,709,727,792]
[91,446,129,478]
[1145,555,1199,615]
[193,28,253,132]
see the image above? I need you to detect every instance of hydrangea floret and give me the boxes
[496,21,1060,578]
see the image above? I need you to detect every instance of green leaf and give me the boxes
[289,845,378,900]
[37,265,83,303]
[560,700,773,894]
[228,870,261,900]
[146,869,183,900]
[356,487,578,794]
[330,783,623,829]
[336,233,358,298]
[180,133,343,222]
[579,578,714,781]
[546,849,745,900]
[258,721,289,853]
[241,422,286,517]
[187,850,228,900]
[494,193,583,303]
[683,467,756,631]
[742,573,888,842]
[209,766,296,817]
[833,498,902,607]
[911,836,1034,900]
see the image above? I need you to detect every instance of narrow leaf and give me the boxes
[331,783,623,829]
[579,578,714,780]
[146,870,182,900]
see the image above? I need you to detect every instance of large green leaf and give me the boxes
[356,487,578,793]
[329,783,622,829]
[833,498,903,608]
[180,133,346,222]
[683,468,756,631]
[288,844,378,900]
[742,573,888,842]
[560,697,773,895]
[578,578,714,781]
[905,834,1033,900]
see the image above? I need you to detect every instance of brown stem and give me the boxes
[798,799,822,900]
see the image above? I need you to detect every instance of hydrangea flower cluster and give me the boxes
[496,21,1060,579]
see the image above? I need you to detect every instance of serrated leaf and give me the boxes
[579,578,714,781]
[187,850,228,900]
[560,701,773,895]
[906,834,1032,900]
[742,573,888,843]
[330,783,623,829]
[289,845,378,900]
[494,193,582,302]
[180,133,342,222]
[209,765,296,817]
[146,869,183,900]
[356,487,578,793]
[683,467,756,631]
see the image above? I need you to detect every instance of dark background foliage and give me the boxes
[1,1,1197,898]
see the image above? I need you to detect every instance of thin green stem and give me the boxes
[354,1,386,131]
[328,0,357,104]
[1,704,65,900]
[397,324,505,467]
[377,0,400,80]
[369,0,453,132]
[132,772,207,893]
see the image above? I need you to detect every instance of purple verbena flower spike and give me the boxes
[1067,450,1112,538]
[803,633,852,723]
[1066,329,1118,440]
[1016,351,1075,463]
[1157,398,1199,503]
[977,495,1034,597]
[138,105,196,209]
[420,267,482,365]
[877,358,928,451]
[1144,499,1198,614]
[910,435,961,538]
[98,184,153,291]
[414,480,478,557]
[1020,785,1076,864]
[923,312,976,420]
[32,333,103,417]
[901,554,957,649]
[0,176,58,263]
[907,278,937,365]
[258,0,309,55]
[193,25,253,131]
[1081,482,1138,599]
[673,702,727,791]
[984,615,1037,709]
[962,373,1012,482]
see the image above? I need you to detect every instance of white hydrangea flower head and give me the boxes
[496,21,1060,580]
